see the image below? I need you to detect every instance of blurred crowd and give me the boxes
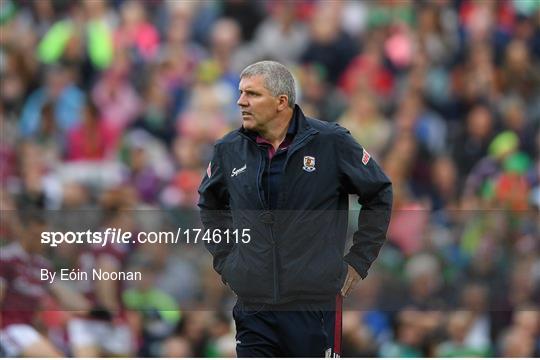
[0,0,539,357]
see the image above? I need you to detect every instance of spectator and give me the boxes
[19,65,84,137]
[301,2,358,84]
[1,0,539,356]
[114,0,159,62]
[452,104,495,182]
[66,100,118,161]
[91,50,141,131]
[249,1,309,65]
[435,311,490,356]
[37,0,114,81]
[122,263,181,357]
[379,309,425,357]
[498,326,536,357]
[338,90,391,158]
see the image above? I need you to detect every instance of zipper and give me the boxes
[271,129,316,302]
[271,227,278,303]
[256,148,266,209]
[266,151,271,207]
[255,142,278,302]
[238,128,317,304]
[264,147,279,303]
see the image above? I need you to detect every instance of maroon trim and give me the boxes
[333,294,342,355]
[255,135,293,160]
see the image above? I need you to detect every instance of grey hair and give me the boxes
[240,61,296,108]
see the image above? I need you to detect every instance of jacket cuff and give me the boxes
[343,253,370,279]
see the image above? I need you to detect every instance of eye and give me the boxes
[239,90,259,97]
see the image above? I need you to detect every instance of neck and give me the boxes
[258,107,293,149]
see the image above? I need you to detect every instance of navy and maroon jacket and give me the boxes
[198,105,392,304]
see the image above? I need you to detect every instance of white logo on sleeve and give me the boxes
[231,164,247,177]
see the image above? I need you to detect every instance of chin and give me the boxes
[242,120,255,130]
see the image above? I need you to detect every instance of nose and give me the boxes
[237,93,248,107]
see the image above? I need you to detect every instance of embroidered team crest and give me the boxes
[362,149,371,165]
[302,156,316,172]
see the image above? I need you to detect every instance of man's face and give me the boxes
[237,75,279,133]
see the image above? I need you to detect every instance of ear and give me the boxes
[277,95,289,112]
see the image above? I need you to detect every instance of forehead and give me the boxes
[239,75,268,91]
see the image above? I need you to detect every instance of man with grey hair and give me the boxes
[199,60,392,357]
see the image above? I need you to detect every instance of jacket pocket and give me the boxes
[280,246,345,298]
[224,248,273,299]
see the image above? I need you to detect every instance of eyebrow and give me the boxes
[239,88,262,95]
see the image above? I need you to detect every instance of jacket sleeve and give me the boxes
[336,127,393,279]
[197,144,234,276]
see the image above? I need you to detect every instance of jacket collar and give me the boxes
[239,104,315,141]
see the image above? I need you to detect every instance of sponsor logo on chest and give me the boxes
[231,164,247,177]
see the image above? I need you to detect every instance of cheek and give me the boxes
[258,100,277,115]
[251,103,265,117]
